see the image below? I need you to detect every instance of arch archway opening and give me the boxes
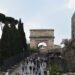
[38,42,47,49]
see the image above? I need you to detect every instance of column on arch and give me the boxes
[47,38,54,49]
[30,38,37,49]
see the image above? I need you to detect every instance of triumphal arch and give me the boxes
[30,29,54,52]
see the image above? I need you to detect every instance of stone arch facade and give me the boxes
[30,29,54,52]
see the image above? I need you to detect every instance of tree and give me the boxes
[9,22,19,55]
[0,22,10,59]
[50,64,58,75]
[0,13,29,71]
[0,13,28,64]
[18,19,27,55]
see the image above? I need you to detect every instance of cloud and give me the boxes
[66,0,75,9]
[0,8,8,14]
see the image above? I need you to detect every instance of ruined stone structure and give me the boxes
[71,12,75,39]
[63,12,75,71]
[30,29,54,52]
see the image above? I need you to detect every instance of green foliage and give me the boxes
[0,22,11,59]
[30,48,38,53]
[18,19,27,52]
[0,13,18,24]
[49,61,65,74]
[0,13,28,61]
[50,64,58,75]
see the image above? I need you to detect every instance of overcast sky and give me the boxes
[0,0,75,45]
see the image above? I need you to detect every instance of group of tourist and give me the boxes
[20,55,47,75]
[3,55,48,75]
